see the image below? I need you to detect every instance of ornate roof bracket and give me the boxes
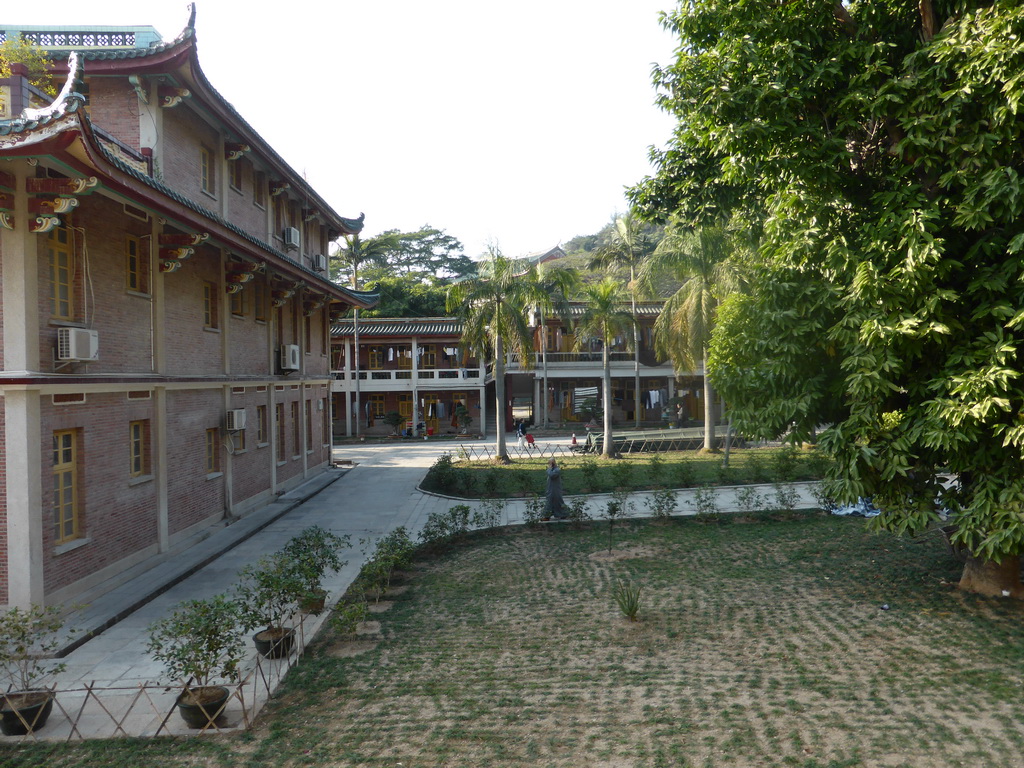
[158,85,191,108]
[30,215,61,234]
[128,75,149,105]
[31,196,78,216]
[159,259,183,274]
[0,213,12,231]
[159,232,209,247]
[225,260,264,291]
[160,247,194,261]
[303,296,326,316]
[225,143,251,161]
[26,176,99,196]
[270,181,289,197]
[302,208,319,223]
[0,191,13,231]
[271,280,304,308]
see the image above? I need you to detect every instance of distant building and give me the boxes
[0,13,375,607]
[330,303,701,437]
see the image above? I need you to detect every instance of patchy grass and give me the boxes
[435,446,830,498]
[12,513,1024,767]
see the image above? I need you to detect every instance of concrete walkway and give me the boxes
[6,438,820,741]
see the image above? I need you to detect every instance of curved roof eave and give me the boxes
[0,108,374,309]
[49,13,364,238]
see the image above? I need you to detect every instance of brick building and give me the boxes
[0,16,375,607]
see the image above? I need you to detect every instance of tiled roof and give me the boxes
[331,318,463,338]
[567,303,663,317]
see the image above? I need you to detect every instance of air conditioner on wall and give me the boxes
[310,253,327,272]
[280,344,301,371]
[282,227,300,251]
[57,328,99,362]
[225,409,247,431]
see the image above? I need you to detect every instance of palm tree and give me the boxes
[332,231,406,289]
[572,278,635,458]
[588,212,657,427]
[447,248,544,462]
[640,223,743,451]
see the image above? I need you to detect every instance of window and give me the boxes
[257,405,268,444]
[203,281,219,329]
[129,420,149,478]
[254,279,267,322]
[48,227,73,320]
[368,346,384,369]
[305,401,313,452]
[254,171,266,208]
[125,235,149,294]
[397,346,412,369]
[420,344,436,367]
[398,393,412,419]
[200,146,215,195]
[229,159,243,192]
[303,314,311,352]
[292,401,301,456]
[276,403,285,462]
[52,430,79,545]
[205,428,220,473]
[368,394,386,419]
[230,285,247,318]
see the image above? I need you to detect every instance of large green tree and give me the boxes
[447,249,545,461]
[572,278,636,458]
[630,0,1024,595]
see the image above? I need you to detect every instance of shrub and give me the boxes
[612,580,642,622]
[644,487,677,520]
[770,446,799,482]
[423,453,457,493]
[147,595,245,689]
[523,495,546,527]
[566,496,591,527]
[672,459,694,488]
[647,454,665,486]
[331,598,368,637]
[0,605,72,692]
[481,469,500,498]
[693,485,720,517]
[773,483,801,512]
[735,486,766,514]
[603,493,632,553]
[611,459,634,488]
[744,452,769,483]
[580,458,599,490]
[418,505,471,546]
[472,498,505,530]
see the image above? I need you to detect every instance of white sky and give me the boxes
[9,1,679,258]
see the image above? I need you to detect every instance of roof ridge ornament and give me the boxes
[21,52,84,124]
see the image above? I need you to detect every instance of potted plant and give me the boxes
[281,526,350,614]
[454,404,473,434]
[146,594,245,729]
[235,552,305,658]
[0,604,70,735]
[382,410,406,436]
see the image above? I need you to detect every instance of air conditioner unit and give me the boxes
[225,409,247,431]
[282,227,300,251]
[310,253,327,272]
[280,344,301,371]
[57,328,99,362]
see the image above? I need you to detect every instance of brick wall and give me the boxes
[86,77,141,151]
[165,388,226,537]
[36,197,155,373]
[163,244,225,375]
[225,156,269,239]
[0,401,7,604]
[41,393,160,594]
[160,107,220,206]
[228,282,270,375]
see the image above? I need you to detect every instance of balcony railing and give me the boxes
[332,369,482,382]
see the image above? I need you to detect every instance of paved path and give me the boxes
[8,439,820,741]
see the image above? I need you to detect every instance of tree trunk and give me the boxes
[703,348,716,452]
[494,335,509,462]
[959,554,1024,598]
[631,268,640,430]
[602,344,614,458]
